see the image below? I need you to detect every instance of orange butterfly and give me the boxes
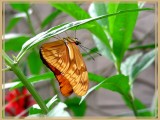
[40,37,89,96]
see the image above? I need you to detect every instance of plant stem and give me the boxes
[129,93,138,116]
[114,57,137,116]
[115,61,122,74]
[50,79,60,98]
[25,10,35,35]
[2,51,49,114]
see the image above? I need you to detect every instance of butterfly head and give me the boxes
[64,37,81,45]
[74,38,81,45]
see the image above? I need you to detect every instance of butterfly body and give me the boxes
[40,37,88,96]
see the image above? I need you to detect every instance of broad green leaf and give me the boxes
[65,97,86,116]
[10,72,54,90]
[15,7,153,62]
[51,2,113,61]
[51,3,90,20]
[80,74,130,104]
[6,9,32,33]
[89,2,108,28]
[107,2,119,32]
[108,3,139,65]
[4,34,30,52]
[27,50,43,74]
[88,72,105,83]
[88,73,151,116]
[99,75,130,94]
[10,3,30,12]
[121,53,142,83]
[91,35,113,61]
[41,10,61,29]
[131,49,156,82]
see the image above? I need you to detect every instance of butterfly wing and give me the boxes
[40,40,73,96]
[63,42,89,96]
[40,39,88,96]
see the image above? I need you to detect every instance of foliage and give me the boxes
[3,2,155,118]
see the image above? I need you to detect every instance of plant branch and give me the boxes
[128,93,138,116]
[2,51,49,114]
[50,79,60,98]
[115,61,122,74]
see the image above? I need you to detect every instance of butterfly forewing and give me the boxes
[40,38,88,96]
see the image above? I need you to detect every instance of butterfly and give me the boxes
[40,37,89,96]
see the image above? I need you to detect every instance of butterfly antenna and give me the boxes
[53,36,59,40]
[79,45,95,61]
[79,45,102,56]
[65,31,69,37]
[56,34,61,39]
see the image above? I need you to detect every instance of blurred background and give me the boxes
[4,2,156,117]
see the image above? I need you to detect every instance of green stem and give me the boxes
[2,51,49,114]
[50,79,60,98]
[129,43,155,51]
[115,61,122,74]
[44,67,60,99]
[25,10,35,35]
[128,93,138,116]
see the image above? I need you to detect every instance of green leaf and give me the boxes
[2,82,20,89]
[10,3,30,12]
[80,80,104,104]
[41,9,61,29]
[121,53,142,83]
[15,7,153,62]
[51,3,90,20]
[83,72,151,116]
[4,34,30,52]
[80,74,130,104]
[88,2,108,27]
[99,75,130,94]
[6,10,32,33]
[6,17,21,33]
[10,72,54,90]
[65,97,86,116]
[107,2,119,32]
[88,72,106,83]
[46,95,58,110]
[29,104,43,115]
[131,49,156,82]
[51,2,113,61]
[27,50,43,74]
[108,3,139,64]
